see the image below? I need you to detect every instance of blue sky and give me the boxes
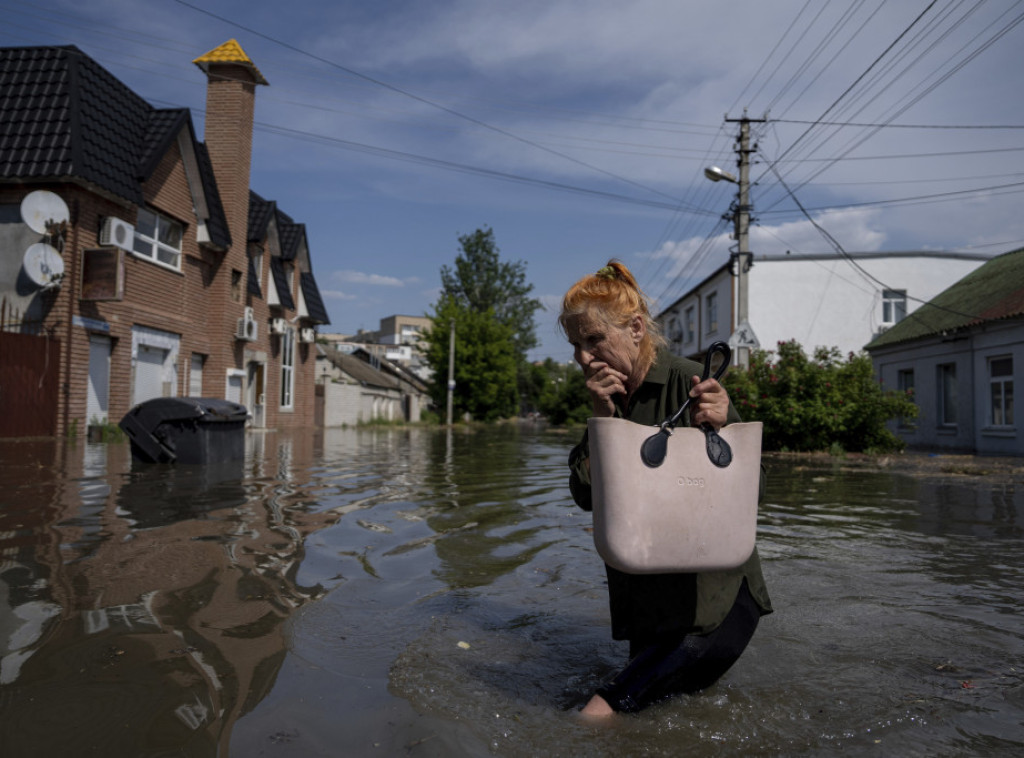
[4,0,1024,360]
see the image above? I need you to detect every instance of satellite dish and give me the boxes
[23,243,65,289]
[20,190,70,235]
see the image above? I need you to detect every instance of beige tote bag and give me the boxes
[585,340,763,576]
[588,417,763,574]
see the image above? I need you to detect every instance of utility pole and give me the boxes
[725,113,764,368]
[445,319,455,425]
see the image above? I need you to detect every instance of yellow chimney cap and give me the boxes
[193,39,268,85]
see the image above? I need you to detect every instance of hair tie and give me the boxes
[596,265,617,280]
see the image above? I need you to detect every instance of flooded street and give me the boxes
[1,426,1023,757]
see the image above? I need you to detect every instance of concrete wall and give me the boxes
[748,253,987,356]
[657,253,991,362]
[872,319,1024,455]
[323,381,403,427]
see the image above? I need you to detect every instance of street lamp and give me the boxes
[703,166,737,184]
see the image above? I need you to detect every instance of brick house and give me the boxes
[0,41,329,438]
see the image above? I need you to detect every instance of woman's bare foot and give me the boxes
[580,694,614,717]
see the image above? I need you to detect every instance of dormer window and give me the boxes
[133,208,183,270]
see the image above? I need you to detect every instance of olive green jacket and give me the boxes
[569,348,773,639]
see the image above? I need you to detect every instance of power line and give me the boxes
[248,119,720,216]
[169,0,692,209]
[757,179,1024,215]
[763,157,983,327]
[772,118,1024,129]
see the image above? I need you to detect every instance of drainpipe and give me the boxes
[61,197,79,438]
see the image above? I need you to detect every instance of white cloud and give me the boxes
[332,270,405,287]
[751,208,887,255]
[321,290,358,300]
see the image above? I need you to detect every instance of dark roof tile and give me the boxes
[867,247,1024,349]
[195,141,231,249]
[276,209,303,261]
[300,272,329,324]
[269,256,295,310]
[247,190,275,242]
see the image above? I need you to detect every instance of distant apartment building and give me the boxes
[322,314,432,381]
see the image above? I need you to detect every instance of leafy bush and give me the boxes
[538,364,591,425]
[724,340,917,452]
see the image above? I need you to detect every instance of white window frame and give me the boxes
[882,289,907,326]
[225,368,246,405]
[133,208,183,271]
[989,355,1014,427]
[685,306,695,344]
[130,325,180,406]
[280,327,295,410]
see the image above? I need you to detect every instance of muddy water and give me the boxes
[1,427,1022,757]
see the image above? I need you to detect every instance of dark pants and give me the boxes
[596,580,761,713]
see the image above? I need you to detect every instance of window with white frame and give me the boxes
[989,355,1014,426]
[882,289,907,326]
[685,306,695,344]
[938,363,957,426]
[706,293,718,334]
[280,327,295,409]
[133,208,183,269]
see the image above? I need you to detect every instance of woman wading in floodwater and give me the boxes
[560,261,773,716]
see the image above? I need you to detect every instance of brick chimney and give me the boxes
[194,40,267,380]
[193,39,267,265]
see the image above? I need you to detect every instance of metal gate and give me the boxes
[0,330,61,437]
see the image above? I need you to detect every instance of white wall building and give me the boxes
[656,251,992,362]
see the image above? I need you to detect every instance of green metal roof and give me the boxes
[866,247,1024,350]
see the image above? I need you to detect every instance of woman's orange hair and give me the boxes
[558,260,665,367]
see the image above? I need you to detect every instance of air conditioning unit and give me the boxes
[299,327,316,343]
[269,318,288,335]
[99,216,135,250]
[236,314,258,341]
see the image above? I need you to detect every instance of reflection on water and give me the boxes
[0,432,331,756]
[2,430,1024,757]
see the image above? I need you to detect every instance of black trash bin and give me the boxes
[119,397,249,464]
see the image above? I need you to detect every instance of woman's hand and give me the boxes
[689,376,730,430]
[585,360,628,417]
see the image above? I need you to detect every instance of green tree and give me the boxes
[426,227,542,420]
[724,340,917,452]
[423,296,519,422]
[537,360,590,425]
[439,227,542,362]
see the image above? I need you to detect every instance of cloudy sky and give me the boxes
[5,0,1024,359]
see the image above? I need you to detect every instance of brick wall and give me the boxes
[2,53,322,438]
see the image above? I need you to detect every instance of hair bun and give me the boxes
[596,265,617,280]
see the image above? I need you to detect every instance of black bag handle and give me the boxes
[640,342,733,468]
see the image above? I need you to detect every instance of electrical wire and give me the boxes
[168,0,695,209]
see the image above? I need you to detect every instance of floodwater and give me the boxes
[1,426,1022,758]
